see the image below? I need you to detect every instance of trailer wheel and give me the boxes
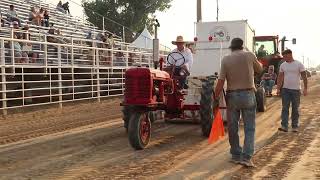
[200,77,217,137]
[256,86,266,112]
[128,112,151,150]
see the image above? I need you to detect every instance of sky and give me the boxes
[47,0,320,67]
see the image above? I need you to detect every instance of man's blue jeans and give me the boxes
[281,88,301,129]
[260,80,275,93]
[226,90,256,161]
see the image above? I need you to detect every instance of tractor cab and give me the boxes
[254,36,283,76]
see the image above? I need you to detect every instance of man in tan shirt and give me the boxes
[215,38,263,167]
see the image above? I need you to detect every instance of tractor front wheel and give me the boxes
[122,106,135,132]
[128,112,151,150]
[123,106,156,133]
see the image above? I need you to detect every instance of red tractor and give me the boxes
[254,35,297,75]
[121,52,218,150]
[254,36,283,73]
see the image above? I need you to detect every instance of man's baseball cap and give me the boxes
[229,38,243,49]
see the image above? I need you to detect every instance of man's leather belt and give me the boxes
[226,88,254,93]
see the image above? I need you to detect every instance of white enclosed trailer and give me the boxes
[185,20,257,121]
[190,20,255,77]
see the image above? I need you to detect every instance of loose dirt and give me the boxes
[0,76,319,180]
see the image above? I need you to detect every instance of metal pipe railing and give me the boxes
[0,35,168,114]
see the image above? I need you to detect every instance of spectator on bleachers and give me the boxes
[12,21,22,39]
[57,0,63,7]
[128,51,136,66]
[56,29,70,44]
[46,28,69,58]
[12,22,28,63]
[56,1,64,13]
[46,28,59,56]
[96,32,107,48]
[1,8,5,27]
[95,32,110,65]
[7,5,21,27]
[47,28,57,43]
[106,33,115,63]
[115,47,125,66]
[21,24,38,63]
[107,34,115,49]
[21,24,30,41]
[62,2,70,14]
[84,31,94,62]
[47,28,67,45]
[28,7,38,25]
[95,32,104,41]
[85,30,93,46]
[43,10,49,27]
[1,11,4,27]
[37,8,45,26]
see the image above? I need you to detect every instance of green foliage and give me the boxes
[82,0,172,42]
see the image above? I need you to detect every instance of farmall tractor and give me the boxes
[254,36,283,75]
[121,52,218,150]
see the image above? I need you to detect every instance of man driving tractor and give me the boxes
[170,35,193,89]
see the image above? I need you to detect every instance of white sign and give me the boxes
[209,26,231,42]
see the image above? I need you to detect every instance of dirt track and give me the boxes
[0,76,319,180]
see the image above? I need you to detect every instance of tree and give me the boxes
[82,0,172,42]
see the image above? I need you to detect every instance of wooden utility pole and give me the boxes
[197,0,202,22]
[216,0,219,21]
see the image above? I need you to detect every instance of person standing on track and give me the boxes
[277,49,308,133]
[214,38,263,167]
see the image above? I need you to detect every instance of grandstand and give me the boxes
[0,0,169,115]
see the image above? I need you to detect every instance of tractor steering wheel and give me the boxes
[166,52,186,67]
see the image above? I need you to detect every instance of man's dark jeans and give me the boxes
[226,90,256,161]
[281,88,301,129]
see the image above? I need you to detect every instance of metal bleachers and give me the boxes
[0,0,170,115]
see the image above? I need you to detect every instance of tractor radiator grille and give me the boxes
[125,76,151,100]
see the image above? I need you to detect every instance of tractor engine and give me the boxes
[124,67,171,106]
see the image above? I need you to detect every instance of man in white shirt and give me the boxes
[170,35,193,89]
[276,49,308,132]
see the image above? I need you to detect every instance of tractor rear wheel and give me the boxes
[128,112,151,150]
[200,77,217,137]
[256,86,266,112]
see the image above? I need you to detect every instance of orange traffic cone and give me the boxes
[208,108,225,144]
